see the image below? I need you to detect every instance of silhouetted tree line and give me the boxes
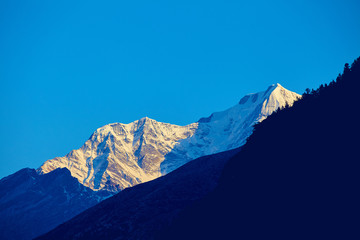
[267,56,360,120]
[157,56,360,240]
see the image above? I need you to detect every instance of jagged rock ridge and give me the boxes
[39,83,300,192]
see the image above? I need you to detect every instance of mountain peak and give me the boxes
[137,116,157,126]
[138,116,152,122]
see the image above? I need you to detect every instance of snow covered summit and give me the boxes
[38,84,300,192]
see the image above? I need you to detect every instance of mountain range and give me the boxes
[38,83,300,192]
[36,57,360,240]
[0,83,300,240]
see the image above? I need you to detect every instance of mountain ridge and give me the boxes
[38,83,300,192]
[0,167,111,240]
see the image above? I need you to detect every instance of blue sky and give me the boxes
[1,0,359,178]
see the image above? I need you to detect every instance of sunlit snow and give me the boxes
[38,84,300,192]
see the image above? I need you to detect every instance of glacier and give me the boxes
[38,83,300,192]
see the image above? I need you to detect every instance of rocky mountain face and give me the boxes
[38,84,300,192]
[0,168,111,240]
[38,119,198,192]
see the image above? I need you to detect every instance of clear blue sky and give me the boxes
[1,0,359,178]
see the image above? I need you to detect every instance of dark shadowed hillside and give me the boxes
[35,148,240,240]
[0,168,111,240]
[157,57,360,239]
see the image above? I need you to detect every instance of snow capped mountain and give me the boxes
[39,119,198,192]
[38,83,300,192]
[161,83,300,173]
